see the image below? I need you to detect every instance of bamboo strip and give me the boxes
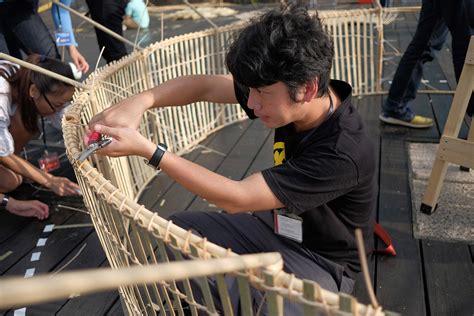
[0,253,281,309]
[0,53,87,89]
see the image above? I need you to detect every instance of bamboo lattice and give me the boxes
[61,8,397,316]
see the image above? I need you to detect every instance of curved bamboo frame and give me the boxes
[0,253,283,310]
[56,7,414,316]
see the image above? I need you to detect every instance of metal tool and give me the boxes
[77,136,112,162]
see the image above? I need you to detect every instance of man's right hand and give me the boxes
[7,198,49,220]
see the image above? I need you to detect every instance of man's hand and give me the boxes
[88,125,156,160]
[7,198,49,220]
[45,176,81,196]
[88,93,151,133]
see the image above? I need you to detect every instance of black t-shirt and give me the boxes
[234,80,376,278]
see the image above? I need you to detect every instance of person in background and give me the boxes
[379,0,471,128]
[0,1,60,60]
[123,0,150,30]
[0,55,81,219]
[51,0,90,75]
[385,0,474,123]
[85,0,129,63]
[0,0,89,77]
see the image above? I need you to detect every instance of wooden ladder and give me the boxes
[420,35,474,214]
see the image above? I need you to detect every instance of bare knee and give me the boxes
[0,166,23,193]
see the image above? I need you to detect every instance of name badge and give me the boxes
[38,151,60,172]
[55,32,73,46]
[273,209,303,243]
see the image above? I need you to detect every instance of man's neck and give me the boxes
[293,89,340,132]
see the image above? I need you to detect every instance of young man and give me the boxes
[88,5,376,312]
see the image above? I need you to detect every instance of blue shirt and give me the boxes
[125,0,150,28]
[52,0,77,46]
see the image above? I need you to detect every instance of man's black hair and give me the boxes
[225,4,334,101]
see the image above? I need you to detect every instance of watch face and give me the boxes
[0,195,9,210]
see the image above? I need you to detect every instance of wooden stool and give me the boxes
[420,36,474,214]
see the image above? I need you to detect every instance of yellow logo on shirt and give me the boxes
[273,142,286,166]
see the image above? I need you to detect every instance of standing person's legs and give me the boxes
[170,211,351,314]
[438,0,473,117]
[402,20,449,106]
[381,0,439,126]
[437,0,470,82]
[86,0,128,63]
[6,12,60,59]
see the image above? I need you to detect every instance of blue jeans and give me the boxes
[383,0,471,120]
[0,3,60,59]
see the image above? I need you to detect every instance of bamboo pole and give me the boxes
[383,6,421,14]
[0,53,88,90]
[52,0,143,51]
[0,253,282,309]
[355,229,379,309]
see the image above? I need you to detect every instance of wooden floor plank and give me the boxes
[138,131,217,210]
[352,95,381,305]
[0,210,75,275]
[106,298,125,316]
[376,134,426,315]
[436,34,457,91]
[37,232,113,314]
[187,119,271,211]
[138,120,252,218]
[0,213,32,245]
[1,212,92,278]
[421,241,474,316]
[56,262,118,316]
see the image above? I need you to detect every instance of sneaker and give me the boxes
[379,113,433,128]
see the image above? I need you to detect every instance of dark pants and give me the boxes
[0,6,60,59]
[383,0,471,120]
[85,0,128,63]
[170,211,354,315]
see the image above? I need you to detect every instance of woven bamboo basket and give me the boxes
[60,8,401,316]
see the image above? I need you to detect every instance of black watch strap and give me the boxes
[0,194,9,211]
[146,143,167,169]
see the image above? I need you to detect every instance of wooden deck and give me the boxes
[1,7,473,316]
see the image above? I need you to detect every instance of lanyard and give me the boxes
[41,116,48,153]
[55,3,63,30]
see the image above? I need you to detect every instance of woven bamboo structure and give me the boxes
[60,7,406,316]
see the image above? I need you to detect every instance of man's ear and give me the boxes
[29,84,41,99]
[301,79,318,102]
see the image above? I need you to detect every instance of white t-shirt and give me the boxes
[0,63,17,157]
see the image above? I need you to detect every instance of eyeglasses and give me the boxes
[43,93,60,113]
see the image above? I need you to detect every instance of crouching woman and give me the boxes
[0,54,80,219]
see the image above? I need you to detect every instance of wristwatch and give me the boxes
[144,143,167,170]
[0,194,9,211]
